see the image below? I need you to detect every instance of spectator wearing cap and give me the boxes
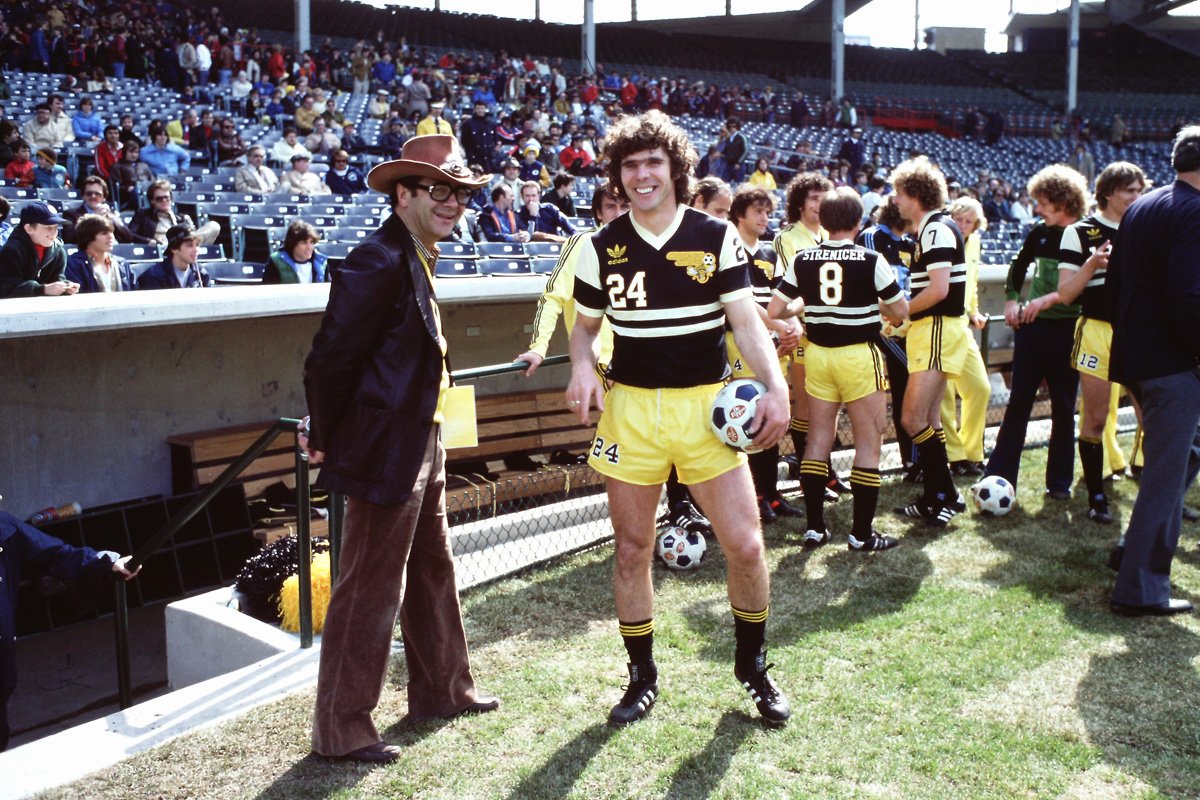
[271,127,312,166]
[325,150,366,196]
[62,176,152,245]
[836,126,866,175]
[136,224,213,289]
[140,128,190,177]
[305,118,341,157]
[21,104,62,151]
[263,220,330,285]
[281,153,331,196]
[0,202,75,298]
[340,122,368,156]
[4,139,34,187]
[368,90,391,120]
[64,214,137,293]
[33,147,68,189]
[378,118,408,161]
[518,141,550,188]
[493,157,523,200]
[416,101,452,137]
[130,179,221,247]
[234,146,280,195]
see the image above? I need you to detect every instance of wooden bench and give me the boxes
[443,389,603,519]
[167,422,300,497]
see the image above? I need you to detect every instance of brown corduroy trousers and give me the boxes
[311,429,479,756]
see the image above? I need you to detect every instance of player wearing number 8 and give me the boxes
[769,188,908,550]
[567,111,792,727]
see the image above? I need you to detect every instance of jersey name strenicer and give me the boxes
[910,211,966,320]
[573,206,752,388]
[1058,213,1118,322]
[774,241,904,348]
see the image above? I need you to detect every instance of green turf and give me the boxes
[34,443,1200,800]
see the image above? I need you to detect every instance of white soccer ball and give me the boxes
[710,379,767,452]
[971,475,1016,516]
[655,526,707,571]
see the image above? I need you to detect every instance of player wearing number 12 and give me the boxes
[769,188,908,551]
[567,111,792,727]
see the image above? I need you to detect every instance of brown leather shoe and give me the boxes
[341,742,402,763]
[451,692,500,717]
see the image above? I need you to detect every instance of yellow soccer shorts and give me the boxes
[589,382,746,486]
[804,341,889,403]
[725,331,788,380]
[906,315,972,377]
[1071,316,1112,381]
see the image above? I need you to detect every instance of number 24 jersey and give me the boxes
[573,206,752,389]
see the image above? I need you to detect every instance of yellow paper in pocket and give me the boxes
[441,384,478,449]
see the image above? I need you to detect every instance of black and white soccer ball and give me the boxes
[710,379,767,452]
[655,525,707,571]
[971,475,1016,516]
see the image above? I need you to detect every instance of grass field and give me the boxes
[36,444,1200,800]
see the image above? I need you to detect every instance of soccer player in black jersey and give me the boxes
[567,111,791,726]
[1058,161,1145,522]
[888,157,968,526]
[727,184,803,522]
[770,188,908,551]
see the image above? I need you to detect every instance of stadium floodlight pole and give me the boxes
[914,0,920,51]
[832,0,845,103]
[583,0,596,76]
[295,0,310,56]
[1067,0,1080,115]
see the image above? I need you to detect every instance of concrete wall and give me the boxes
[0,284,564,520]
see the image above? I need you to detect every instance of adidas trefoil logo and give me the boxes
[607,244,628,265]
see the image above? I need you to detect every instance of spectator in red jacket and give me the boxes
[93,125,123,179]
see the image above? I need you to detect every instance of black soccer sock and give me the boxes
[619,619,655,668]
[913,426,955,500]
[850,466,882,539]
[732,605,768,674]
[935,428,947,445]
[789,418,808,462]
[800,459,829,531]
[1079,436,1105,499]
[749,445,779,499]
[665,467,687,508]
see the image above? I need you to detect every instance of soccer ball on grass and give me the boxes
[710,379,767,452]
[655,526,707,571]
[971,475,1016,516]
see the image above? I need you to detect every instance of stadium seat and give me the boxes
[440,241,478,259]
[524,241,563,258]
[230,214,291,262]
[207,261,264,285]
[478,257,533,276]
[112,243,161,261]
[476,241,526,258]
[435,259,480,278]
[531,257,559,275]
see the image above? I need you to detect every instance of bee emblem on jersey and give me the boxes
[606,244,629,264]
[666,250,717,284]
[913,244,922,262]
[754,259,774,280]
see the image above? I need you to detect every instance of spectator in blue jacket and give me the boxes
[1,510,139,751]
[479,184,530,243]
[324,150,366,195]
[516,181,575,243]
[371,52,397,90]
[64,214,137,293]
[136,224,212,289]
[71,96,103,142]
[139,128,190,177]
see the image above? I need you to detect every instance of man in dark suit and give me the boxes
[300,135,499,763]
[1107,125,1200,617]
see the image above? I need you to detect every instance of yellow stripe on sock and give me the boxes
[800,459,829,477]
[790,418,809,432]
[850,469,882,487]
[913,426,935,445]
[731,606,769,623]
[618,620,654,637]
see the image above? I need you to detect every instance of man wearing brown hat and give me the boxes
[300,134,499,763]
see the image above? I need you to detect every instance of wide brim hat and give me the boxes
[366,134,490,194]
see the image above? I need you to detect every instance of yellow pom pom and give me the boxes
[278,552,332,633]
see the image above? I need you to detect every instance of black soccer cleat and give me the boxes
[894,498,955,527]
[659,500,713,535]
[848,531,900,551]
[609,662,658,725]
[1087,494,1113,525]
[736,653,791,726]
[826,476,852,497]
[950,460,984,476]
[767,496,804,518]
[802,528,831,549]
[758,498,777,524]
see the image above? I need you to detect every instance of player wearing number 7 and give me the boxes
[565,111,793,727]
[768,188,909,551]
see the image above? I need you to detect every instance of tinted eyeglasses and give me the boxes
[417,183,473,204]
